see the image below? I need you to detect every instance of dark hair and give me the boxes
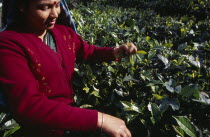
[15,0,30,10]
[4,0,31,29]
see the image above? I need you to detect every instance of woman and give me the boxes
[0,0,137,137]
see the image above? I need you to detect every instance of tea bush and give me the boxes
[0,0,209,137]
[71,0,210,137]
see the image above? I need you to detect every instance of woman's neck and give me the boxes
[8,21,48,41]
[20,21,48,41]
[37,30,47,41]
[25,25,47,41]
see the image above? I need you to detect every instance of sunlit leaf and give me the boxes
[114,88,124,97]
[164,79,176,93]
[192,93,210,105]
[0,113,7,124]
[121,101,142,113]
[2,119,19,130]
[3,126,20,137]
[80,104,93,108]
[126,113,139,123]
[173,116,197,137]
[188,55,201,68]
[173,125,185,137]
[157,54,170,68]
[178,56,186,65]
[153,94,163,100]
[160,98,180,112]
[136,50,147,55]
[123,75,134,82]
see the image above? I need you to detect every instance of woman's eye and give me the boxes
[56,2,60,8]
[37,4,50,11]
[42,5,49,10]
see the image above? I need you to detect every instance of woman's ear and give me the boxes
[17,2,25,13]
[19,8,24,12]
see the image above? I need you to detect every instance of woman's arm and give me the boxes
[97,112,132,137]
[0,39,98,131]
[76,35,137,63]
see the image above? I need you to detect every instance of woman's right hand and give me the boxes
[97,112,132,137]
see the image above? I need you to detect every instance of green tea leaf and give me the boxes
[148,50,156,59]
[177,43,187,51]
[80,104,93,108]
[173,116,197,137]
[136,50,147,55]
[181,85,200,99]
[126,113,139,123]
[165,79,176,93]
[160,98,180,112]
[123,75,134,82]
[121,101,142,113]
[3,126,20,137]
[173,125,185,137]
[153,94,163,100]
[148,103,161,124]
[157,54,170,68]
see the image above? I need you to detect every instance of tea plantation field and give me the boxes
[0,0,210,137]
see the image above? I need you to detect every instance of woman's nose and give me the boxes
[50,8,59,18]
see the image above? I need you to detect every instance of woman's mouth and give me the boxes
[46,19,56,26]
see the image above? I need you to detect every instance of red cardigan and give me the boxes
[0,24,116,136]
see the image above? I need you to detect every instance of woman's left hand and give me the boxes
[113,42,137,58]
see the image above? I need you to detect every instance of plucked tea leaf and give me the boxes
[136,50,147,55]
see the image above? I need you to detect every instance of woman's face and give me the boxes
[22,0,61,33]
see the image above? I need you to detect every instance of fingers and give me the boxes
[119,125,132,137]
[121,131,127,137]
[114,42,137,58]
[124,127,132,137]
[100,113,132,137]
[124,42,137,55]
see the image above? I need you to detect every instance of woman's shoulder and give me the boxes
[0,30,20,40]
[0,30,31,44]
[0,30,39,52]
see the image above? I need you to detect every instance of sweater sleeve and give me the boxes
[0,39,98,131]
[72,32,117,62]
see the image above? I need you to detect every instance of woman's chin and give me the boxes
[46,25,55,30]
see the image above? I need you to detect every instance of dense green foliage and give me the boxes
[72,0,210,137]
[1,0,210,137]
